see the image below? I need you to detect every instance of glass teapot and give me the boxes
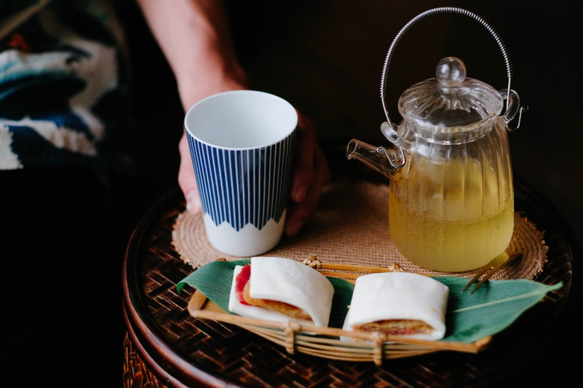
[347,8,526,272]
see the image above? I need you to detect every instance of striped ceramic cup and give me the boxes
[184,90,297,256]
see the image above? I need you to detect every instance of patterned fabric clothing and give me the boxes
[0,0,131,174]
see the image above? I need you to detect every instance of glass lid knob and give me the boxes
[436,57,466,88]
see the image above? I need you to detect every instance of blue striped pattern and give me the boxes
[188,131,296,231]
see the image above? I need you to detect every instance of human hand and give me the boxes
[139,0,330,235]
[178,108,330,238]
[284,112,330,237]
[178,132,201,214]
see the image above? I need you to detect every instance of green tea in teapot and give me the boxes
[388,156,514,272]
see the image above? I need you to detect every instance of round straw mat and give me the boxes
[172,181,547,280]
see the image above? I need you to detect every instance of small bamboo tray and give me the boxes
[187,257,492,366]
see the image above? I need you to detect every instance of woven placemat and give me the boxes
[172,181,548,280]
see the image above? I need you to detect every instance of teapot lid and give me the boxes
[398,57,503,128]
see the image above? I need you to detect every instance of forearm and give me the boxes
[136,0,247,110]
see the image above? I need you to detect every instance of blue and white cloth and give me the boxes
[0,0,130,173]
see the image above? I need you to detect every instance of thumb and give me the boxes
[178,132,202,214]
[185,188,202,214]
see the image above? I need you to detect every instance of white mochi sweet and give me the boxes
[228,256,335,327]
[343,272,449,340]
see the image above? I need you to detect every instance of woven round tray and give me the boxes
[123,333,167,388]
[122,180,573,387]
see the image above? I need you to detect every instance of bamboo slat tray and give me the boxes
[187,259,491,366]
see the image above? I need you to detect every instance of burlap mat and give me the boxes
[172,181,548,280]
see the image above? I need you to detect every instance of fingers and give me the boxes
[177,132,202,214]
[290,113,316,203]
[285,112,331,237]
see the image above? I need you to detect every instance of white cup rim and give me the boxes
[184,90,298,150]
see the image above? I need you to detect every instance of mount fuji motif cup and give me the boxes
[184,90,297,256]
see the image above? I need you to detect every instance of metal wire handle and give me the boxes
[380,7,516,127]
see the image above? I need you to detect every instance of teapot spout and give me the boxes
[346,139,405,179]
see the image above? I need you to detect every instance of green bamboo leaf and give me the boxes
[177,259,249,300]
[434,276,562,342]
[178,261,562,343]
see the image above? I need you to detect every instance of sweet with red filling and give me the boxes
[235,263,310,320]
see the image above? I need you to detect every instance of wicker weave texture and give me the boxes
[123,184,572,387]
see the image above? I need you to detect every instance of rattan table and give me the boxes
[122,180,575,387]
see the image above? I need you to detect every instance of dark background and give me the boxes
[115,1,582,386]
